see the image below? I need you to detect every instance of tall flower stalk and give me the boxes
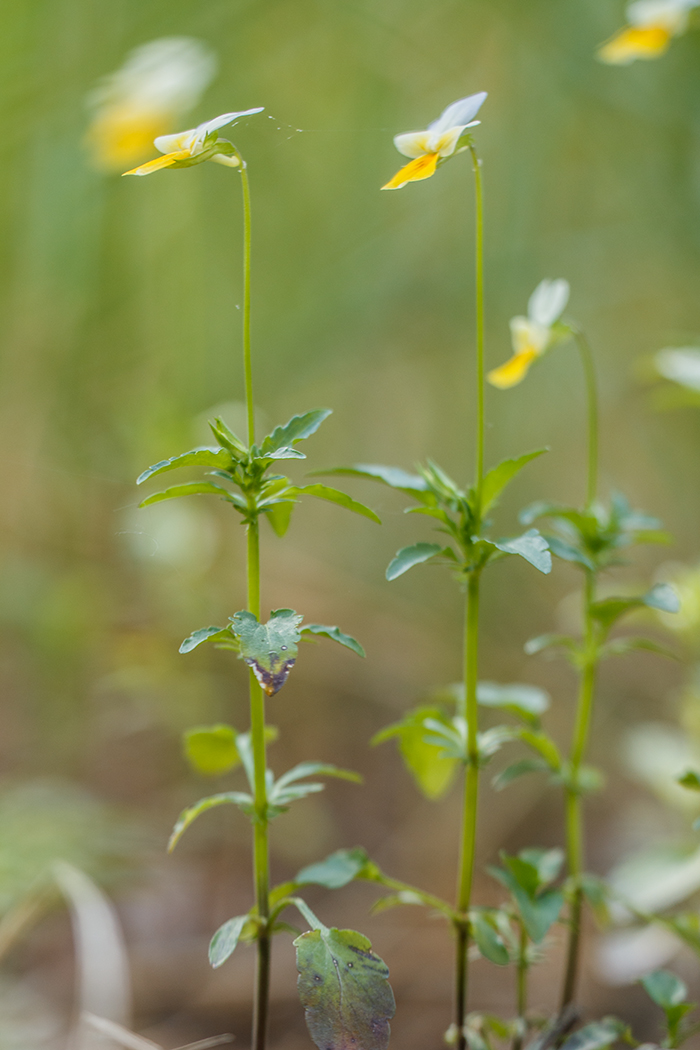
[489,288,679,1012]
[125,110,397,1050]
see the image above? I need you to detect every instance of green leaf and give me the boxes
[641,969,688,1010]
[519,848,564,886]
[183,724,240,776]
[179,625,232,654]
[601,636,678,661]
[254,445,306,461]
[580,874,611,925]
[385,543,444,581]
[481,450,548,513]
[489,860,563,942]
[295,923,395,1050]
[372,707,459,800]
[136,447,235,485]
[492,759,550,791]
[545,534,595,571]
[296,848,369,890]
[559,1019,626,1050]
[679,770,700,791]
[209,914,249,968]
[310,463,429,496]
[644,583,681,614]
[265,500,294,537]
[470,910,510,965]
[476,682,550,725]
[210,417,247,456]
[231,609,303,696]
[592,584,680,631]
[302,624,365,658]
[139,481,234,508]
[517,729,561,771]
[524,633,577,657]
[168,791,253,851]
[492,530,552,574]
[259,409,332,455]
[294,484,381,523]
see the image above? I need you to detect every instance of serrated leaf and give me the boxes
[294,484,381,523]
[259,409,332,455]
[492,530,552,574]
[559,1019,626,1050]
[210,417,247,456]
[480,450,547,513]
[296,848,369,890]
[232,609,303,696]
[139,481,234,508]
[302,624,365,658]
[640,969,688,1009]
[372,707,459,800]
[209,914,249,968]
[137,447,235,485]
[180,626,232,654]
[477,682,550,725]
[183,725,240,776]
[255,445,306,461]
[265,499,295,537]
[295,923,395,1050]
[470,910,510,965]
[168,791,253,851]
[385,542,444,581]
[492,759,550,791]
[310,463,429,495]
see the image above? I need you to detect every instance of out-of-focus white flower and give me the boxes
[381,92,487,190]
[122,109,264,176]
[488,279,570,389]
[598,0,699,64]
[85,37,216,171]
[655,347,700,393]
[596,925,680,984]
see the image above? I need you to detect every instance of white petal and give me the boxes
[210,153,241,167]
[655,347,700,391]
[431,126,467,157]
[510,316,550,355]
[527,278,569,326]
[190,107,264,150]
[87,37,216,114]
[393,131,432,157]
[154,128,196,154]
[627,0,691,29]
[428,92,487,135]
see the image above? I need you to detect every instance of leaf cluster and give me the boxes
[640,970,697,1048]
[137,409,380,536]
[313,450,552,580]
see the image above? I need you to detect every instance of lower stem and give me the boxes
[247,519,270,1050]
[512,921,528,1050]
[455,571,481,1049]
[560,572,597,1011]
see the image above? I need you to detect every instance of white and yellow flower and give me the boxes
[382,92,487,191]
[122,109,264,176]
[598,0,699,64]
[488,279,570,389]
[85,37,217,171]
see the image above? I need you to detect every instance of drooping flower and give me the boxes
[487,280,570,389]
[598,0,699,64]
[381,92,487,191]
[85,37,216,171]
[122,110,264,176]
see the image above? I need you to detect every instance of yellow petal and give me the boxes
[598,24,672,63]
[381,152,439,190]
[84,106,173,171]
[122,149,192,176]
[487,349,539,389]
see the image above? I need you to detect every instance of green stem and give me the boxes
[560,570,597,1010]
[239,160,255,448]
[512,920,528,1050]
[573,331,598,510]
[468,145,485,499]
[455,570,481,1050]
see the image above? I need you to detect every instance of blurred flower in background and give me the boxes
[84,37,216,172]
[598,0,699,64]
[487,278,569,389]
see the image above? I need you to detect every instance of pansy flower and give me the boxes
[487,279,570,389]
[382,92,487,190]
[598,0,699,63]
[123,109,264,176]
[85,37,216,171]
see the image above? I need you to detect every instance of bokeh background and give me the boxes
[3,0,700,1046]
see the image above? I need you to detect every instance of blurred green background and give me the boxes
[3,0,700,1046]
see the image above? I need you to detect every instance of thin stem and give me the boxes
[239,161,255,448]
[512,920,528,1050]
[573,331,598,510]
[560,571,597,1011]
[468,145,485,499]
[455,570,481,1050]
